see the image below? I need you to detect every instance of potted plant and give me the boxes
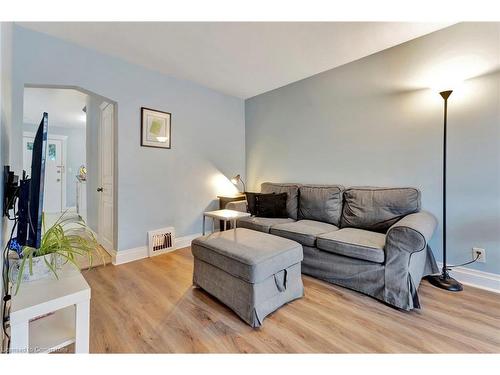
[9,212,102,294]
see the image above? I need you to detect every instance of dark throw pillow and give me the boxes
[245,192,275,215]
[255,192,288,218]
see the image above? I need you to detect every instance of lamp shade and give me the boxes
[440,90,453,100]
[231,174,241,185]
[230,174,246,193]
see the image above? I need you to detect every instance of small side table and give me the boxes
[203,209,251,235]
[9,265,91,354]
[218,194,246,230]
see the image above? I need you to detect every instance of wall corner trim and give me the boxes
[437,262,500,294]
[110,232,204,265]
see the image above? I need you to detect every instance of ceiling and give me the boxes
[24,88,87,128]
[18,22,453,98]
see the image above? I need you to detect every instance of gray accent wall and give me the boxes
[11,25,245,251]
[246,23,500,274]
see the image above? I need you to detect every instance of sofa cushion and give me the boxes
[298,185,344,226]
[245,192,273,215]
[317,228,386,263]
[191,228,303,283]
[270,220,339,247]
[340,187,421,232]
[237,216,295,233]
[261,182,300,220]
[255,192,288,218]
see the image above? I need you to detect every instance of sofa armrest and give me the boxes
[384,210,438,309]
[386,211,437,254]
[226,200,248,213]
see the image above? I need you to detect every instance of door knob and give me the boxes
[97,187,103,192]
[56,179,61,182]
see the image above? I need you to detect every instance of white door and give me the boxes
[23,136,65,213]
[98,103,114,251]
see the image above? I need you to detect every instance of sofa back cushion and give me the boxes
[340,187,421,232]
[298,185,344,226]
[261,182,300,220]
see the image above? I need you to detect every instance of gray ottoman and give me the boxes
[191,228,304,328]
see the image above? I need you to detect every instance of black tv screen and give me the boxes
[17,112,48,249]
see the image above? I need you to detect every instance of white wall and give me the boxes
[1,23,12,204]
[245,23,500,275]
[11,25,245,251]
[0,21,13,349]
[0,20,3,350]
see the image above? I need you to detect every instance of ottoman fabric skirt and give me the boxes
[193,257,304,328]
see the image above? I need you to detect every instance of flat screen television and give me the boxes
[17,112,48,249]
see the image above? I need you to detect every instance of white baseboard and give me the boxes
[111,232,204,265]
[175,232,202,249]
[437,262,500,293]
[110,246,148,265]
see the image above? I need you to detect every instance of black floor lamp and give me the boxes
[427,90,463,292]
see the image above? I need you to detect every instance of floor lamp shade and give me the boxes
[427,90,463,292]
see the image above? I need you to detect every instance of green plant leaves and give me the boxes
[13,211,102,294]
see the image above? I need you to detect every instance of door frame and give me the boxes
[23,131,68,211]
[23,83,118,256]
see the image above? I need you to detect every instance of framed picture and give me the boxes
[141,107,172,149]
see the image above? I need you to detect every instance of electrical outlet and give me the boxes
[472,247,486,263]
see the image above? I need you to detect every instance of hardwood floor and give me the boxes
[80,247,500,353]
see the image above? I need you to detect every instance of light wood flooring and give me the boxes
[78,247,500,353]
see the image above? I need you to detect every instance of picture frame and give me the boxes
[140,107,172,149]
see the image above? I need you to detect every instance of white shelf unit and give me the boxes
[9,265,90,354]
[29,306,76,353]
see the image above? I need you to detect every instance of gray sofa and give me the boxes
[226,182,439,310]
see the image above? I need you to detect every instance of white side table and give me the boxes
[9,265,91,354]
[203,209,251,235]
